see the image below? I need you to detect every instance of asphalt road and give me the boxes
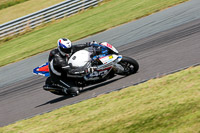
[0,0,200,127]
[1,0,200,87]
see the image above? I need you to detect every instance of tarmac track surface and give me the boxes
[1,0,200,127]
[1,18,200,127]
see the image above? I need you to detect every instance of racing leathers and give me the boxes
[47,43,91,91]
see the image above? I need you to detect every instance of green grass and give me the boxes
[0,0,66,24]
[0,0,188,67]
[1,65,200,133]
[0,0,30,10]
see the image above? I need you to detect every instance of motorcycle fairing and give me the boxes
[33,62,50,77]
[99,54,118,64]
[100,42,119,54]
[84,54,119,81]
[84,66,112,81]
[68,50,91,67]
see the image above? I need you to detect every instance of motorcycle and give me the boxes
[33,42,139,96]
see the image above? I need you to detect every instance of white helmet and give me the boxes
[57,38,72,56]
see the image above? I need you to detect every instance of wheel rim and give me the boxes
[121,62,135,74]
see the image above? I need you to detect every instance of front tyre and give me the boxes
[118,56,139,75]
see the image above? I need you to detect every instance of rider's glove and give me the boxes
[86,41,98,47]
[86,42,91,47]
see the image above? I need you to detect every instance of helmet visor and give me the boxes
[60,47,71,54]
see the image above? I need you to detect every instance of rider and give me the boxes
[46,38,97,96]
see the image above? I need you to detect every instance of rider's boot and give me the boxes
[66,87,80,97]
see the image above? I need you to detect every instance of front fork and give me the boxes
[113,55,125,74]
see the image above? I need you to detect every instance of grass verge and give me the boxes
[0,0,188,67]
[0,0,66,24]
[0,0,30,10]
[1,65,200,133]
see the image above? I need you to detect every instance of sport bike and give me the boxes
[33,42,139,96]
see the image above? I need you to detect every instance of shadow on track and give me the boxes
[35,95,71,108]
[81,76,124,93]
[35,76,125,108]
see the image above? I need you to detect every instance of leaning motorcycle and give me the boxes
[33,42,139,96]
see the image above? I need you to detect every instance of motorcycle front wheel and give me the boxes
[118,56,139,76]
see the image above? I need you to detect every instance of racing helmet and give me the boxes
[57,38,72,56]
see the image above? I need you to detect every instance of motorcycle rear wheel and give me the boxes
[118,56,139,75]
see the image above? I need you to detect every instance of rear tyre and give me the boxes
[118,56,139,75]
